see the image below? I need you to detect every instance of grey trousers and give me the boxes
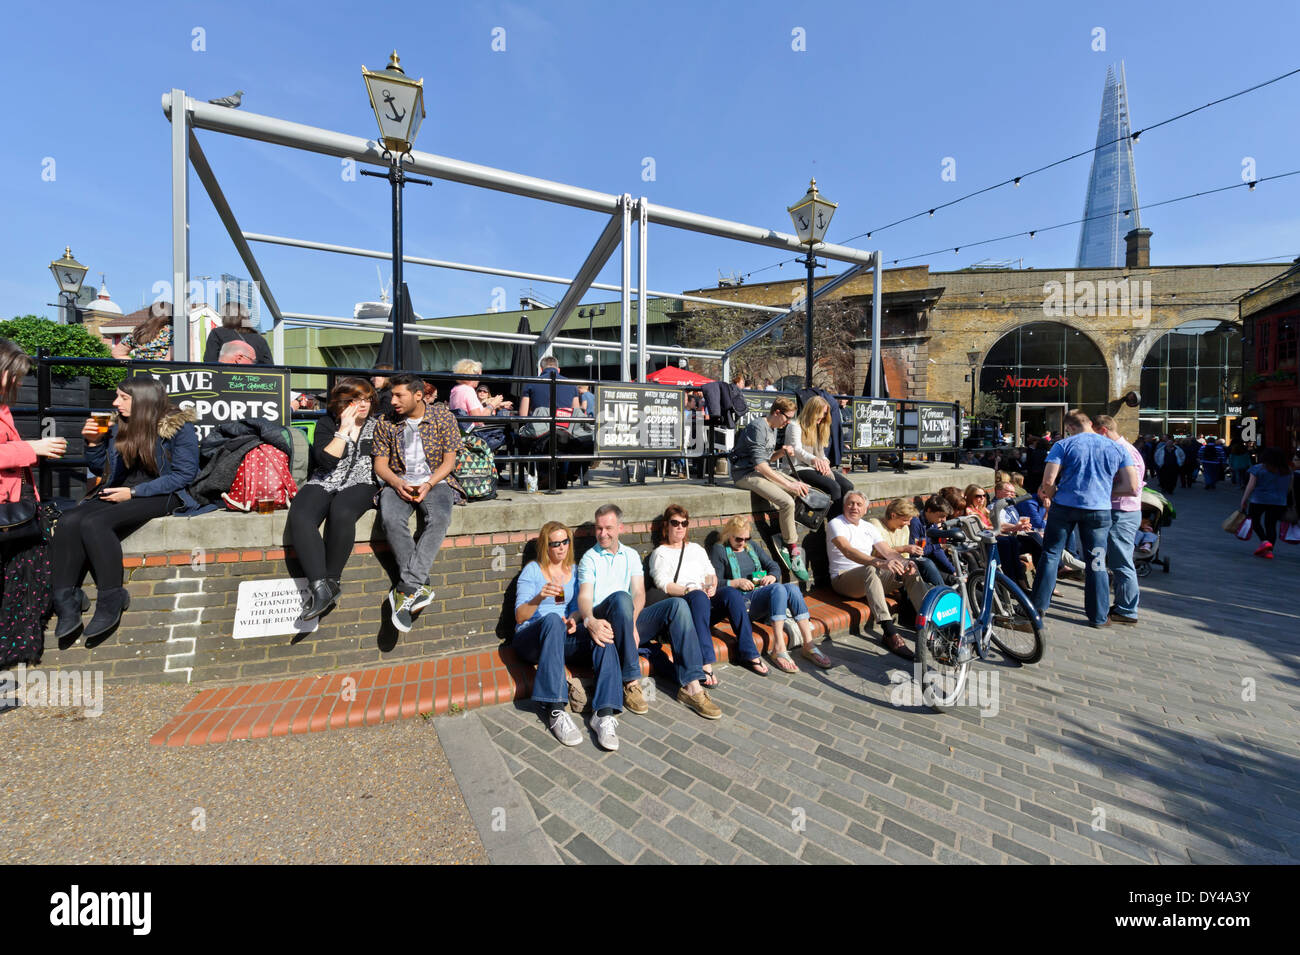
[379,482,456,594]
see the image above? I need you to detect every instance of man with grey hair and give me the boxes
[519,354,580,419]
[827,492,929,659]
[216,340,256,365]
[576,504,720,746]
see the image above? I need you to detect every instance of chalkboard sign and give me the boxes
[595,384,685,456]
[735,389,788,430]
[848,399,896,452]
[917,403,957,450]
[134,365,289,441]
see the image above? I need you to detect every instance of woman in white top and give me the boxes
[784,395,855,516]
[650,503,767,683]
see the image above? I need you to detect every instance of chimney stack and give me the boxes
[1124,227,1152,268]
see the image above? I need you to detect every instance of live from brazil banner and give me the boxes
[595,384,685,456]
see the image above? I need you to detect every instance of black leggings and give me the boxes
[286,483,376,580]
[796,467,855,516]
[1249,503,1287,545]
[53,495,174,591]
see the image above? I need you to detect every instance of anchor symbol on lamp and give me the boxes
[381,90,406,122]
[816,211,826,229]
[797,214,809,230]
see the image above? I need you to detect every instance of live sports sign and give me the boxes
[1002,373,1070,388]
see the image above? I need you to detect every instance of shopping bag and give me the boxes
[1282,522,1300,545]
[1221,510,1246,534]
[1234,518,1253,541]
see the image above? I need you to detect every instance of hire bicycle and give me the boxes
[913,519,1047,712]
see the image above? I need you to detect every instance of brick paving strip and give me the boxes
[147,488,1300,864]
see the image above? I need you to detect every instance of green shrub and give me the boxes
[0,315,126,389]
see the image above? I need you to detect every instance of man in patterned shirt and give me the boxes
[372,373,463,631]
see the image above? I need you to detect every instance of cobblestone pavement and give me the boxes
[454,486,1300,864]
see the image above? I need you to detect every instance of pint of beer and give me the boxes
[256,498,276,515]
[92,413,111,438]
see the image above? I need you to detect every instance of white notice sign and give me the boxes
[233,578,318,639]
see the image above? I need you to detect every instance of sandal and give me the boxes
[801,645,833,670]
[767,650,798,674]
[702,667,720,688]
[739,657,769,678]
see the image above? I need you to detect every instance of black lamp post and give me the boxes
[50,247,88,325]
[788,180,837,390]
[967,350,980,416]
[362,51,432,371]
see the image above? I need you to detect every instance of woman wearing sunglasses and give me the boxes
[512,520,622,749]
[710,514,832,672]
[650,504,766,683]
[964,484,994,529]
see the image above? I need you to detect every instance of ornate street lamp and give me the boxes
[361,51,431,370]
[49,247,88,324]
[788,179,837,389]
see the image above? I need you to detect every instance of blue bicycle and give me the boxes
[914,518,1046,711]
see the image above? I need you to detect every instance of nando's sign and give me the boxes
[1001,372,1069,389]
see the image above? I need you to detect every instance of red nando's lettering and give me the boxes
[1003,373,1069,388]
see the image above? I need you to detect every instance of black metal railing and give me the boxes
[18,351,967,499]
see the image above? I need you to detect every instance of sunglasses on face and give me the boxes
[733,536,751,543]
[547,538,570,548]
[668,518,689,527]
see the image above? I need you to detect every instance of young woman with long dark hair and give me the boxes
[112,303,172,361]
[52,377,199,640]
[288,377,378,619]
[0,339,67,667]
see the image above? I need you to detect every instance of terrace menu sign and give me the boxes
[917,403,957,450]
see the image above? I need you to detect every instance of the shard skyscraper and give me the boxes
[1076,62,1142,268]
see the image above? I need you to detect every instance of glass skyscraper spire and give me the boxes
[1076,62,1142,268]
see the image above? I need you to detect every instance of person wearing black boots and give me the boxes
[287,377,378,619]
[53,377,199,641]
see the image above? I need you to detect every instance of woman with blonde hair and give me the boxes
[651,504,767,681]
[786,395,854,516]
[513,521,623,748]
[964,484,993,529]
[449,358,511,419]
[709,513,832,671]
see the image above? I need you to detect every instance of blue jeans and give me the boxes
[1201,462,1221,489]
[683,588,759,664]
[588,591,705,688]
[1031,504,1111,626]
[1108,509,1141,618]
[746,581,811,624]
[912,556,947,588]
[636,596,706,687]
[514,614,623,713]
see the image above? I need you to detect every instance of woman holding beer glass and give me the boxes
[650,503,768,683]
[0,339,68,667]
[287,377,378,620]
[51,377,199,641]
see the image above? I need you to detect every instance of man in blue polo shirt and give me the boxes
[576,504,721,749]
[1030,410,1140,629]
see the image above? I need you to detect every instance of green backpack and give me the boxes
[454,432,498,502]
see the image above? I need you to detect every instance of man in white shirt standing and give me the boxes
[827,492,930,659]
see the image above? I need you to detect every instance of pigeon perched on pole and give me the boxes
[208,90,245,108]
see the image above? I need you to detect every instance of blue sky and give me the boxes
[2,0,1297,327]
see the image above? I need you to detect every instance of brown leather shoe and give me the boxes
[882,631,914,661]
[677,687,722,720]
[623,680,649,715]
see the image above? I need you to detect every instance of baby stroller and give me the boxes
[1134,487,1176,577]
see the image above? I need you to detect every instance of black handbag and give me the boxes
[0,470,42,543]
[782,457,832,530]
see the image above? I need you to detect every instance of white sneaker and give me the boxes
[589,712,620,751]
[547,709,582,747]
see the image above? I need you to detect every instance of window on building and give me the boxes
[978,322,1109,420]
[1140,319,1241,417]
[1276,315,1297,370]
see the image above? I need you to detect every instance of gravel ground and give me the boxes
[0,683,486,864]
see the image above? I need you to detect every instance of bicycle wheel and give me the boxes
[971,570,1045,664]
[915,619,970,712]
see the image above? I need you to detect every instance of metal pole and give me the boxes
[169,89,190,360]
[391,155,404,370]
[620,196,631,381]
[636,198,649,382]
[870,250,883,397]
[970,365,977,416]
[36,349,51,500]
[804,251,815,389]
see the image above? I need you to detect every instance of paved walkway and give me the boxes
[447,486,1300,864]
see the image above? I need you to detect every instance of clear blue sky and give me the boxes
[2,0,1297,327]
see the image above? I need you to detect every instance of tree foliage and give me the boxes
[972,390,1009,421]
[0,315,125,389]
[675,298,864,394]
